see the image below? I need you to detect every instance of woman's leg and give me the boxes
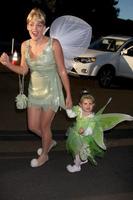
[30,108,56,167]
[40,109,55,154]
[27,106,42,137]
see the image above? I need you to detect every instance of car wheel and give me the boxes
[97,66,115,88]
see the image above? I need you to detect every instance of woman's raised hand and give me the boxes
[0,52,10,66]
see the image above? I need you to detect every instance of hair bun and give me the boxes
[81,89,89,95]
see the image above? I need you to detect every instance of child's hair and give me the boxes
[80,89,95,104]
[27,8,46,25]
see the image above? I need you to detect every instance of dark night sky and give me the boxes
[0,0,52,42]
[1,0,133,53]
[0,0,53,53]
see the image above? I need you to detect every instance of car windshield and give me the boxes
[89,37,125,52]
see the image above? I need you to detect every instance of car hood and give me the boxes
[79,49,111,57]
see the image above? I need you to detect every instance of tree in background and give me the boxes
[54,0,120,38]
[0,0,133,43]
[41,0,133,38]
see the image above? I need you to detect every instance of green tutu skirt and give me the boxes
[66,127,105,165]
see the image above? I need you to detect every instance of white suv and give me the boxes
[68,35,133,87]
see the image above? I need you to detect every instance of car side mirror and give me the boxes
[121,49,127,55]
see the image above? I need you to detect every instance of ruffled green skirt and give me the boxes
[66,127,105,165]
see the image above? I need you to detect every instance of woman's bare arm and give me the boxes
[0,41,28,75]
[52,38,72,109]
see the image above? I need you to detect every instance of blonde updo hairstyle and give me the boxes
[80,94,95,104]
[79,90,95,104]
[26,8,46,25]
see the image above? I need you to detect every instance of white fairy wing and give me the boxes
[50,15,92,70]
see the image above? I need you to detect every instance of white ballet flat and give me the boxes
[30,158,38,167]
[37,148,43,156]
[30,155,49,168]
[37,140,57,155]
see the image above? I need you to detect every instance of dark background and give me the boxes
[0,0,133,42]
[0,0,133,55]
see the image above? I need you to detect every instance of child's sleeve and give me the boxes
[66,106,79,118]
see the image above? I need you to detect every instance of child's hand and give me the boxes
[79,127,84,135]
[66,109,77,118]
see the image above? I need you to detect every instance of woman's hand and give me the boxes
[65,95,73,109]
[0,53,10,66]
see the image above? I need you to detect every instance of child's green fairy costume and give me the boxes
[66,98,133,165]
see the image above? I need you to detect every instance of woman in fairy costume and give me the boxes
[66,90,133,173]
[0,8,72,168]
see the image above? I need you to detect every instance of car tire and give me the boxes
[97,66,115,88]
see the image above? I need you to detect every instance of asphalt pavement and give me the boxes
[0,68,133,200]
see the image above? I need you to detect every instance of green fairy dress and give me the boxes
[66,99,133,165]
[25,38,65,112]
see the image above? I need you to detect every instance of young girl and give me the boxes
[66,90,133,173]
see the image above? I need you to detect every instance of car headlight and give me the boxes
[74,57,96,63]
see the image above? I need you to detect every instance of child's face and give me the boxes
[79,98,94,113]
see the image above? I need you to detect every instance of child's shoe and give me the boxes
[74,159,88,165]
[66,164,81,173]
[80,160,88,165]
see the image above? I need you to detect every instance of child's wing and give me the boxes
[96,113,133,131]
[96,97,112,115]
[92,126,106,150]
[84,117,106,150]
[89,113,133,150]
